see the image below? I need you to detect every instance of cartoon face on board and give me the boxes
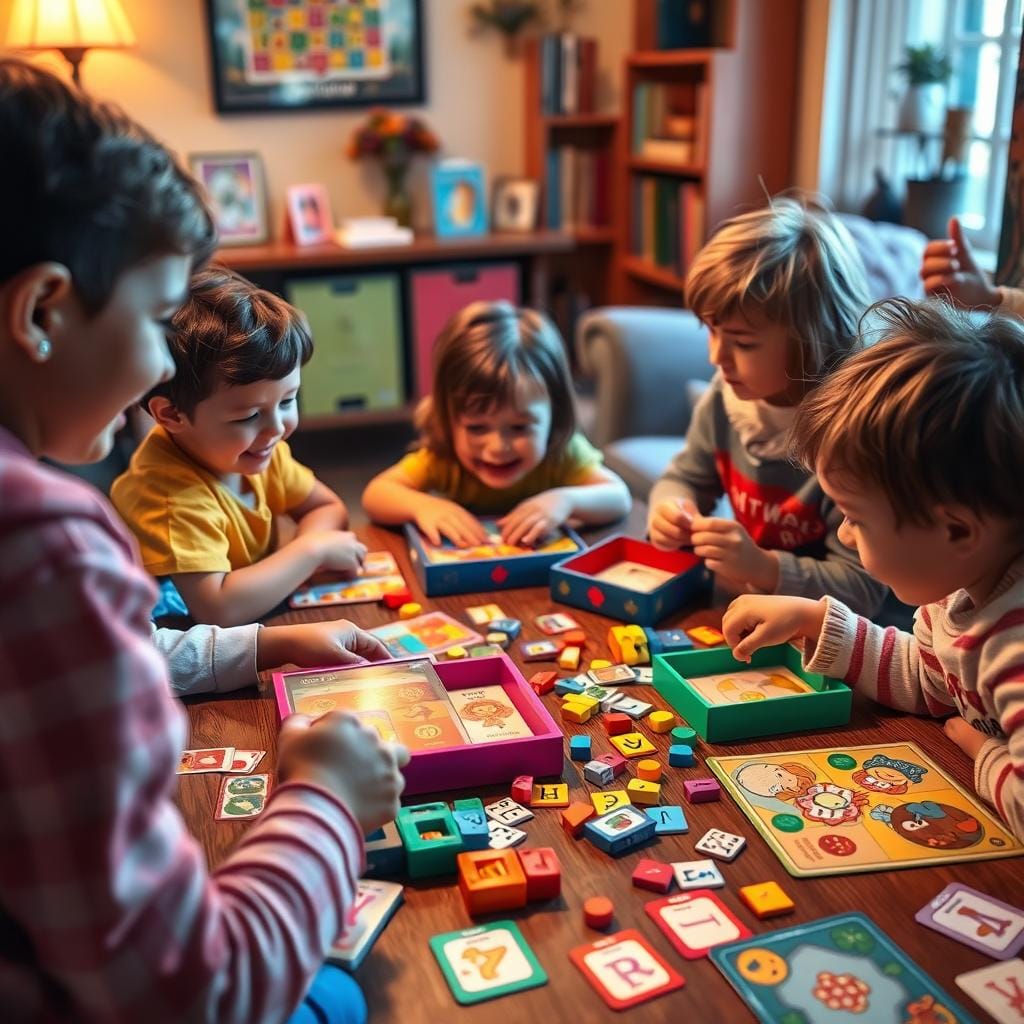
[736,948,789,986]
[870,800,983,849]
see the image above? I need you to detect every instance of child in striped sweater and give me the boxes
[722,298,1024,840]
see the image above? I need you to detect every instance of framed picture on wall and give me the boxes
[286,184,335,246]
[492,177,540,233]
[189,151,269,246]
[204,0,425,114]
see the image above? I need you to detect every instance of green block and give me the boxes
[452,797,485,814]
[653,644,851,742]
[396,802,464,878]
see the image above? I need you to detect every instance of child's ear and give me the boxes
[148,395,188,433]
[939,505,984,553]
[2,263,74,362]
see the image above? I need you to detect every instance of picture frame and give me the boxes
[204,0,426,114]
[491,176,541,233]
[286,183,334,246]
[431,161,488,239]
[188,151,269,246]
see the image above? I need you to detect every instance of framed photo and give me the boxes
[204,0,425,114]
[492,177,540,233]
[286,183,334,246]
[189,151,269,246]
[431,161,488,240]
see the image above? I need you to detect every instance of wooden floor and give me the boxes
[177,520,1016,1023]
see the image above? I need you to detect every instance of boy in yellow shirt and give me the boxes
[112,266,365,626]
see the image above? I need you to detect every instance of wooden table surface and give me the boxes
[177,520,1017,1023]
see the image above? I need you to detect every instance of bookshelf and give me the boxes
[616,0,801,305]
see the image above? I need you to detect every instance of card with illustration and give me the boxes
[916,882,1024,959]
[370,612,483,659]
[178,747,235,774]
[467,603,507,626]
[416,518,580,564]
[448,685,533,743]
[708,742,1023,877]
[328,879,404,971]
[645,891,751,960]
[535,612,581,635]
[290,551,407,608]
[711,913,976,1024]
[229,749,266,774]
[592,559,675,593]
[216,773,271,820]
[570,929,685,1010]
[686,666,812,706]
[429,920,547,1005]
[956,959,1024,1024]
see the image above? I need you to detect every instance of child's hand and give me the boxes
[258,620,390,671]
[722,594,827,661]
[499,489,574,547]
[277,712,409,834]
[303,530,367,576]
[920,216,1001,307]
[649,498,697,550]
[943,716,990,761]
[690,515,779,591]
[414,497,489,547]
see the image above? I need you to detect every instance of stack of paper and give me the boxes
[336,216,413,249]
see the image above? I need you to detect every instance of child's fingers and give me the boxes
[278,713,313,741]
[520,517,549,547]
[923,274,954,294]
[732,623,772,662]
[390,742,412,770]
[920,255,958,277]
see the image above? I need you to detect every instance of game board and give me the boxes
[290,551,406,607]
[370,611,483,657]
[711,912,977,1023]
[708,742,1022,877]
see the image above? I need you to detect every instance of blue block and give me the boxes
[645,627,695,655]
[488,617,522,640]
[668,744,695,767]
[555,676,586,697]
[569,735,592,761]
[453,809,490,850]
[583,804,657,857]
[365,820,405,876]
[645,805,689,835]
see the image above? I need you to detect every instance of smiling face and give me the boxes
[706,309,802,406]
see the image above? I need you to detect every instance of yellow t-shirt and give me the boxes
[395,432,603,515]
[110,426,315,576]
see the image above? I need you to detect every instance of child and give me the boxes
[0,59,406,1022]
[362,300,631,546]
[648,197,890,617]
[111,266,367,627]
[722,297,1024,840]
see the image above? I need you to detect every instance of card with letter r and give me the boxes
[570,928,685,1010]
[916,882,1024,959]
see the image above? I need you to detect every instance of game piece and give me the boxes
[468,643,504,658]
[365,820,406,876]
[535,612,580,635]
[636,759,662,781]
[686,625,725,646]
[645,891,751,959]
[683,778,721,803]
[485,797,534,826]
[589,664,637,686]
[599,690,624,713]
[634,666,653,684]
[596,752,627,776]
[531,782,569,807]
[601,713,628,739]
[328,879,404,971]
[610,732,657,758]
[738,881,794,919]
[583,804,656,857]
[632,858,674,893]
[560,701,593,725]
[590,790,630,815]
[568,693,599,712]
[446,645,467,660]
[453,809,491,852]
[670,725,697,743]
[399,601,422,619]
[178,747,235,774]
[216,773,270,820]
[712,913,975,1024]
[396,802,465,878]
[611,696,654,719]
[626,778,661,806]
[646,805,688,835]
[519,638,563,661]
[487,821,528,849]
[695,828,745,862]
[554,676,586,697]
[558,645,581,671]
[709,741,1023,877]
[647,710,675,733]
[672,860,725,890]
[570,929,685,1009]
[430,920,547,1004]
[510,775,533,805]
[915,882,1024,959]
[668,744,695,768]
[644,627,694,655]
[457,849,528,915]
[956,959,1024,1024]
[561,801,595,837]
[583,896,615,930]
[485,631,510,649]
[467,603,507,626]
[562,628,586,646]
[607,624,650,665]
[569,735,592,761]
[582,681,612,700]
[488,617,521,639]
[588,658,612,672]
[528,670,557,695]
[517,847,561,901]
[583,759,614,786]
[381,587,414,610]
[228,749,265,774]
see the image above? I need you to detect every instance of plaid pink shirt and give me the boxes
[0,428,365,1022]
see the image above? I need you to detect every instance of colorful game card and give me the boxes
[328,879,404,971]
[448,685,533,743]
[370,611,483,658]
[430,920,547,1005]
[535,612,580,635]
[711,913,976,1024]
[417,518,579,564]
[645,891,751,959]
[229,749,266,774]
[956,959,1024,1023]
[570,929,685,1010]
[178,747,235,774]
[216,773,271,820]
[592,560,675,593]
[467,603,507,626]
[916,882,1024,959]
[685,666,812,705]
[290,551,407,607]
[708,742,1023,876]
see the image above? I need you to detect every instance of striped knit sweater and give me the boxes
[804,554,1024,841]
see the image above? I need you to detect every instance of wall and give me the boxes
[0,0,631,236]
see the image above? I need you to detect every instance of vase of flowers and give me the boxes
[896,44,953,133]
[348,109,440,228]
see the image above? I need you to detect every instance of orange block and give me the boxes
[583,895,614,930]
[563,628,586,647]
[561,802,595,837]
[636,758,662,781]
[457,849,528,916]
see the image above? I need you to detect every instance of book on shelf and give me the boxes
[537,33,597,116]
[653,0,711,49]
[640,138,695,165]
[630,176,704,279]
[631,81,705,165]
[545,143,611,232]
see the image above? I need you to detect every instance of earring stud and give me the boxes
[37,337,52,360]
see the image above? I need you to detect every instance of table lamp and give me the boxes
[5,0,136,85]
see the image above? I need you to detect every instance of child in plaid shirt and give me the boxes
[0,59,406,1023]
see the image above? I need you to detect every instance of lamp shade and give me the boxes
[6,0,136,51]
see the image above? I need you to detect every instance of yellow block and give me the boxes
[739,881,795,919]
[610,732,657,758]
[647,710,676,733]
[560,701,593,724]
[531,782,570,807]
[399,602,422,620]
[626,778,661,806]
[589,659,612,671]
[636,759,662,781]
[590,789,630,815]
[558,645,581,670]
[445,646,467,660]
[563,694,599,713]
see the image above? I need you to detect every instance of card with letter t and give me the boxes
[645,890,751,959]
[570,928,685,1009]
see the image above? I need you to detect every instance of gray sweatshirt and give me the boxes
[649,374,889,617]
[152,622,260,697]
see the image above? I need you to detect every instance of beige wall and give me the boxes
[0,0,631,235]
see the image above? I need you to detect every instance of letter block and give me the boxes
[517,846,561,901]
[457,849,527,915]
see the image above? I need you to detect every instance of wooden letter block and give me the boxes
[647,710,676,733]
[738,880,795,919]
[610,732,657,758]
[632,857,674,893]
[457,849,527,915]
[529,670,557,695]
[636,759,662,781]
[604,712,632,736]
[569,735,592,761]
[531,782,569,807]
[596,752,628,776]
[396,802,464,878]
[591,789,630,815]
[561,801,596,837]
[510,775,534,805]
[695,828,746,862]
[517,846,561,901]
[626,778,661,806]
[452,808,490,851]
[561,700,593,724]
[683,778,721,804]
[583,760,615,786]
[645,805,688,835]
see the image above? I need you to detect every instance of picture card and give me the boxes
[467,603,507,626]
[916,882,1024,959]
[685,666,812,706]
[570,929,685,1010]
[645,891,751,959]
[370,612,483,659]
[290,551,406,608]
[178,747,235,774]
[216,773,271,820]
[592,560,675,593]
[449,685,533,743]
[229,749,266,774]
[535,612,581,635]
[329,879,404,971]
[956,959,1024,1024]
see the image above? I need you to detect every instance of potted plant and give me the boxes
[896,44,953,133]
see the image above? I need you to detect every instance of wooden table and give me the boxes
[178,522,1016,1023]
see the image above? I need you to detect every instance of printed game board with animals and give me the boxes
[709,742,1022,876]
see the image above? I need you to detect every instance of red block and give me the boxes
[517,846,561,901]
[382,588,413,609]
[632,858,674,894]
[529,670,557,695]
[563,628,586,646]
[597,752,627,777]
[511,775,534,804]
[604,712,631,736]
[583,895,614,930]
